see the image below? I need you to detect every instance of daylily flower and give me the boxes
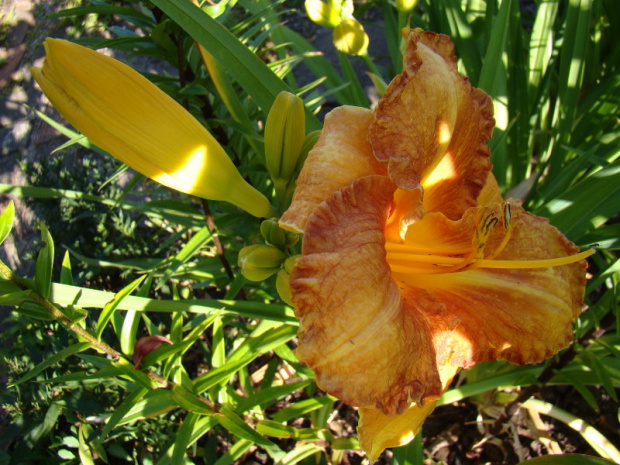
[32,39,274,218]
[280,29,589,458]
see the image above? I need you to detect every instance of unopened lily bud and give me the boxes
[132,335,173,369]
[333,18,369,56]
[260,218,299,249]
[396,0,419,13]
[265,92,306,180]
[283,255,300,274]
[265,91,306,206]
[276,255,300,305]
[32,39,274,218]
[305,0,343,28]
[238,244,287,281]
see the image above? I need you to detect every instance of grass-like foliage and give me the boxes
[0,0,618,464]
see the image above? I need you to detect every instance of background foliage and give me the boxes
[0,0,618,464]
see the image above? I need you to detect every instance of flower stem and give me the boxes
[0,257,173,389]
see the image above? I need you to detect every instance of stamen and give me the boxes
[448,208,500,272]
[486,202,513,260]
[385,241,472,256]
[474,249,594,269]
[386,249,593,275]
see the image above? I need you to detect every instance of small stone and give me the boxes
[1,119,31,154]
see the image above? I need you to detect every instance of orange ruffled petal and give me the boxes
[280,106,386,233]
[291,176,444,414]
[282,27,588,461]
[369,29,494,220]
[390,201,586,368]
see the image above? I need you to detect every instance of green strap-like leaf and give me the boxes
[101,386,150,440]
[271,396,336,423]
[0,201,15,246]
[34,223,54,300]
[536,163,620,242]
[217,405,278,448]
[48,282,297,324]
[156,226,212,290]
[96,275,146,339]
[171,412,200,464]
[150,0,321,131]
[10,342,92,387]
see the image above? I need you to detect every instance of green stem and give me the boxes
[361,52,382,79]
[0,258,173,389]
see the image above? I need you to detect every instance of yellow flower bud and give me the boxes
[283,255,300,274]
[304,0,343,28]
[238,244,287,282]
[396,0,419,13]
[32,39,274,218]
[276,255,300,305]
[333,18,369,56]
[264,91,306,207]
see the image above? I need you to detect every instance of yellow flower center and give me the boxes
[385,203,593,276]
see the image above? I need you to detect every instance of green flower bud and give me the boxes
[276,270,293,306]
[265,91,306,207]
[284,230,299,248]
[261,218,286,248]
[333,18,369,56]
[261,218,300,249]
[295,130,321,174]
[283,255,300,273]
[276,255,300,305]
[238,244,287,282]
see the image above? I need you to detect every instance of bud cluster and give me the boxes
[238,218,300,304]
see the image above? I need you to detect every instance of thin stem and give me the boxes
[0,258,173,388]
[200,199,234,280]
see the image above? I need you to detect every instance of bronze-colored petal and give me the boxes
[391,203,586,367]
[369,29,494,219]
[280,106,387,233]
[291,175,443,413]
[476,171,504,205]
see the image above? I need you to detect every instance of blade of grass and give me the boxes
[47,282,297,324]
[96,275,146,339]
[151,0,321,131]
[9,342,92,387]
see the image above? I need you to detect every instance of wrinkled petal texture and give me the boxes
[291,176,445,415]
[32,39,272,217]
[370,29,494,220]
[397,203,586,368]
[280,106,386,233]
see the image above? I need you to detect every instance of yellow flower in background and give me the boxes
[304,0,351,29]
[333,17,370,56]
[280,29,590,459]
[32,39,274,218]
[304,0,369,56]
